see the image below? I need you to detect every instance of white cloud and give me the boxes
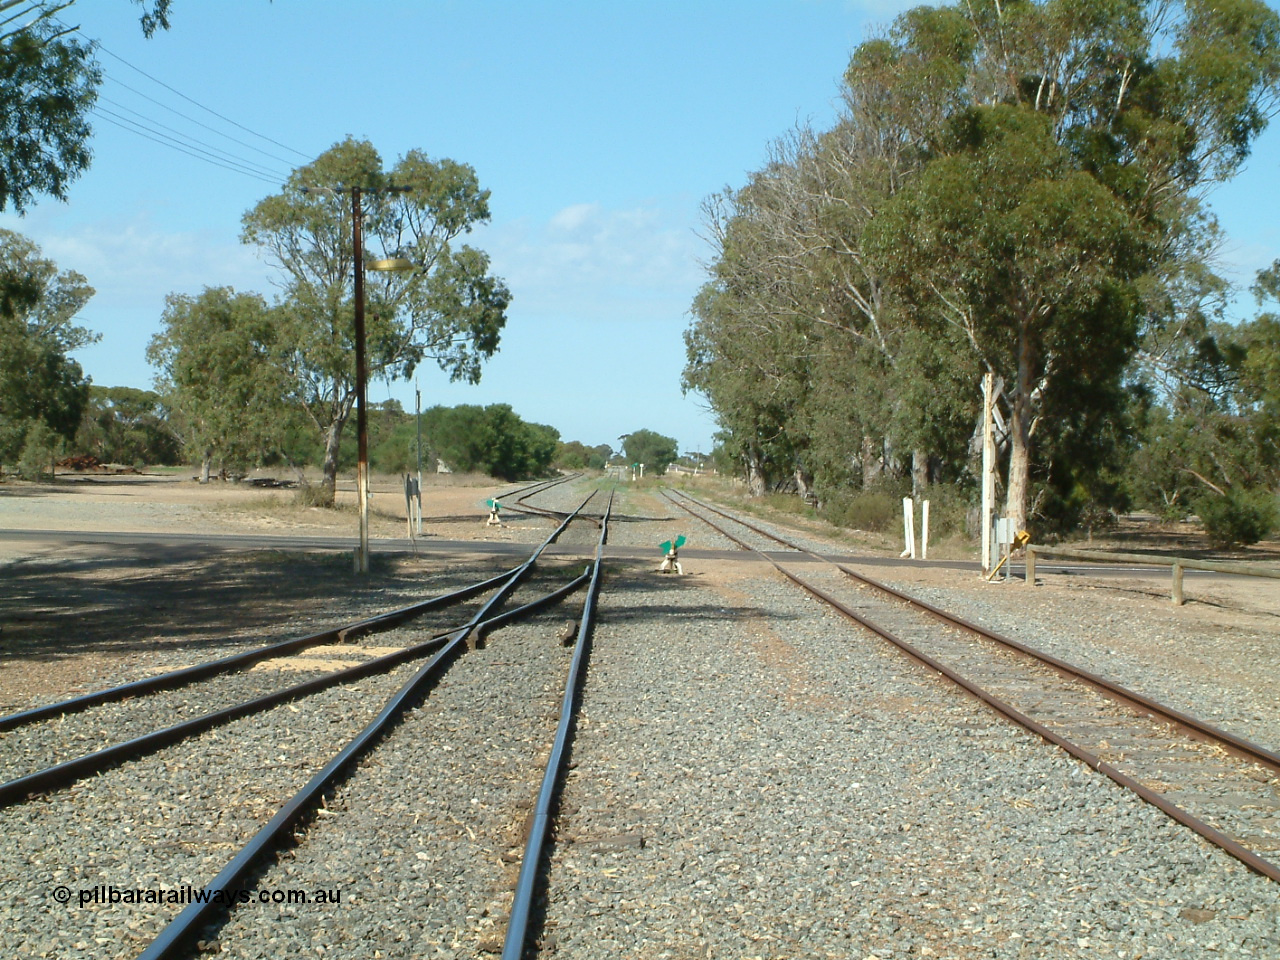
[36,219,272,310]
[479,201,705,321]
[548,202,601,233]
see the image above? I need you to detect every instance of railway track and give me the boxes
[9,476,1275,957]
[2,483,610,959]
[661,487,1280,884]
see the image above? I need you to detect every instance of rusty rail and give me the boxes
[663,488,1280,885]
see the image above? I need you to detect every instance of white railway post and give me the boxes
[981,372,996,576]
[921,499,930,561]
[901,496,916,559]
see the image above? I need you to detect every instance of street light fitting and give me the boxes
[369,257,415,272]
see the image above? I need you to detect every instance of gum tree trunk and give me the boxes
[319,416,346,507]
[1004,327,1035,533]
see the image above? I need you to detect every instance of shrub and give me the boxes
[17,420,57,481]
[915,483,971,540]
[1194,489,1278,548]
[823,490,901,532]
[294,482,334,508]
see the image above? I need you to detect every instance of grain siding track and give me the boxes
[0,560,587,792]
[2,654,425,957]
[665,489,1280,879]
[534,484,1278,959]
[205,612,578,959]
[7,478,1279,959]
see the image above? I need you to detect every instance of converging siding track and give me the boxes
[1,482,606,958]
[661,488,1280,882]
[3,476,1278,958]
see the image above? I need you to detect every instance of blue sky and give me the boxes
[4,0,1279,456]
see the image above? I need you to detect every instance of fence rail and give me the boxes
[1024,545,1280,605]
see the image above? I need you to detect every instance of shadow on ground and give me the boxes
[0,548,514,663]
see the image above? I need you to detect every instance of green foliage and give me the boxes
[147,286,290,473]
[1127,271,1280,518]
[554,440,612,471]
[0,229,94,466]
[239,138,510,494]
[421,404,558,481]
[914,483,971,540]
[1195,489,1277,548]
[823,490,902,533]
[17,417,56,480]
[621,429,679,476]
[73,385,182,466]
[0,3,173,212]
[684,0,1280,535]
[0,17,98,213]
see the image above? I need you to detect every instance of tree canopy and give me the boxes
[0,228,95,466]
[146,286,291,480]
[239,137,510,501]
[622,429,679,476]
[0,2,174,213]
[685,0,1280,536]
[420,404,557,481]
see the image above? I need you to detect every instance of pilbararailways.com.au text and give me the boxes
[51,885,341,908]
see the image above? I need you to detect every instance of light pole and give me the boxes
[351,186,414,574]
[414,377,423,536]
[298,183,413,574]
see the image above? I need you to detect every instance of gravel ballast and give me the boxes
[2,477,1277,958]
[540,557,1279,959]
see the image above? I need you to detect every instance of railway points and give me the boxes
[1,476,1277,959]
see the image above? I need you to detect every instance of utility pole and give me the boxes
[981,372,996,577]
[415,378,423,536]
[300,183,413,575]
[353,186,371,574]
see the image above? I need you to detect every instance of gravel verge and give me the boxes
[540,558,1279,959]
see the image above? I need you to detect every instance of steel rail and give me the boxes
[0,567,519,733]
[0,571,591,808]
[485,474,573,518]
[136,494,597,960]
[672,489,1280,773]
[502,489,613,960]
[662,489,1280,884]
[509,472,604,526]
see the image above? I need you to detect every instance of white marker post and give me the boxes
[921,499,930,561]
[981,372,996,576]
[901,496,916,559]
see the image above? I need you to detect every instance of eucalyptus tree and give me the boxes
[686,7,982,499]
[685,167,819,497]
[0,228,95,464]
[621,428,680,477]
[147,286,290,481]
[0,2,174,213]
[241,138,510,503]
[863,0,1280,531]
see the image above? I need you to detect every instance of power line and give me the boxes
[101,73,305,170]
[95,94,291,182]
[49,14,317,185]
[89,40,314,164]
[90,109,285,186]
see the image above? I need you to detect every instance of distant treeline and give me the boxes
[11,382,689,487]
